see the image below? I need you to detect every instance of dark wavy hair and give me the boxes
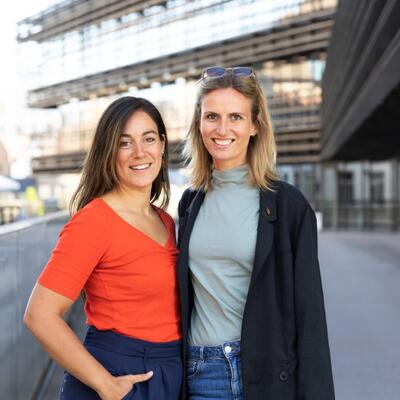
[70,96,170,213]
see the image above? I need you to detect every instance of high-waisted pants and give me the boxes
[59,326,182,400]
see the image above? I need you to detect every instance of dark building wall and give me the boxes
[321,0,400,161]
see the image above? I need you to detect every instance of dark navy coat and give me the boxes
[177,180,335,400]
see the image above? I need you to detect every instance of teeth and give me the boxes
[130,163,150,170]
[214,139,233,145]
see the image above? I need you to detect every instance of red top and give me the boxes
[38,198,181,342]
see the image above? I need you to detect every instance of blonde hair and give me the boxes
[184,71,278,191]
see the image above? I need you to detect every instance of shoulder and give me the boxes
[272,180,311,210]
[178,187,202,217]
[67,198,109,232]
[181,187,200,203]
[269,180,315,223]
[53,199,110,256]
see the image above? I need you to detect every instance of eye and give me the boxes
[119,140,132,148]
[205,113,217,121]
[144,136,157,143]
[231,114,242,121]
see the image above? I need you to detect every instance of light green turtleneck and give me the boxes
[188,164,259,346]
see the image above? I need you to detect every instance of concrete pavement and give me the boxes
[319,232,400,400]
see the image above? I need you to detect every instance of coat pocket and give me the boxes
[248,358,298,385]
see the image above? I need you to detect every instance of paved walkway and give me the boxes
[319,232,400,400]
[41,232,400,399]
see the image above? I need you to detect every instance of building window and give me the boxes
[338,171,353,204]
[370,172,384,204]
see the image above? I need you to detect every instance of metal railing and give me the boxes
[0,212,68,399]
[321,201,400,231]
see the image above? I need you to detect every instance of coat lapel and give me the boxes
[180,189,205,254]
[251,188,277,280]
[177,189,205,335]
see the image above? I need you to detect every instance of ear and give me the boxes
[250,121,258,136]
[161,139,166,155]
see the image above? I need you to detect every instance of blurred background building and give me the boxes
[321,0,400,231]
[15,0,336,220]
[9,0,400,229]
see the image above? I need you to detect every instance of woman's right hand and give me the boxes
[98,371,153,400]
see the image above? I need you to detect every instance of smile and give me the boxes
[212,138,235,146]
[129,163,151,170]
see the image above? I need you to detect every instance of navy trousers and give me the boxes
[60,327,182,400]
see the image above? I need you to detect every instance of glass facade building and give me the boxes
[19,0,400,230]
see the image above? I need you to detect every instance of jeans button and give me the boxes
[224,345,232,354]
[279,371,289,381]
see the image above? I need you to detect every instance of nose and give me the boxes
[216,118,229,137]
[132,142,145,158]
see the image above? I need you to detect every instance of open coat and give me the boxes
[177,180,335,400]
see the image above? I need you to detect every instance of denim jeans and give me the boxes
[186,340,243,400]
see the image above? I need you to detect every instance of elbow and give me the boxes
[23,306,36,331]
[23,304,46,333]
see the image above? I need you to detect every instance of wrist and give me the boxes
[93,371,115,397]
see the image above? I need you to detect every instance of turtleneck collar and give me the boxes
[211,164,250,190]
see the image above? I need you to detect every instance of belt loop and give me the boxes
[200,346,204,360]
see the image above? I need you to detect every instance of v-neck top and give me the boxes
[38,198,181,342]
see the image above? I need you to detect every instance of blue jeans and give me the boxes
[186,340,243,400]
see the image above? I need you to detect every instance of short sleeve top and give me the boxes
[38,198,181,342]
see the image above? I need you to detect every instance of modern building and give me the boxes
[22,0,399,231]
[17,0,336,213]
[321,0,400,230]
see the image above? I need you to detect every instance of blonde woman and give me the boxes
[177,67,334,400]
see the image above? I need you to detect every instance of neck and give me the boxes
[104,185,153,215]
[213,162,248,171]
[211,163,250,190]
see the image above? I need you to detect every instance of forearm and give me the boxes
[24,312,112,395]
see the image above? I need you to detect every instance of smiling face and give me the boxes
[200,87,256,171]
[116,110,165,192]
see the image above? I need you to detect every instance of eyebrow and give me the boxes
[203,110,246,116]
[120,130,158,138]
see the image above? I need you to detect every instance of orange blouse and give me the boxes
[38,198,181,342]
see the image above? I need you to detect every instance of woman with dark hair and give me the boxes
[24,96,182,400]
[177,67,334,400]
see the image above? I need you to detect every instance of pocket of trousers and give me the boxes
[185,360,202,379]
[122,386,137,400]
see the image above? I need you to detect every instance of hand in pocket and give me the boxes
[98,371,153,400]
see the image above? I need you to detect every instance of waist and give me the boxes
[188,339,241,359]
[85,326,182,358]
[84,293,182,342]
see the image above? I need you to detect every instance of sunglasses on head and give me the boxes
[201,66,254,80]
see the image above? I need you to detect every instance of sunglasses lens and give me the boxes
[202,66,253,80]
[233,67,253,77]
[204,67,226,78]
